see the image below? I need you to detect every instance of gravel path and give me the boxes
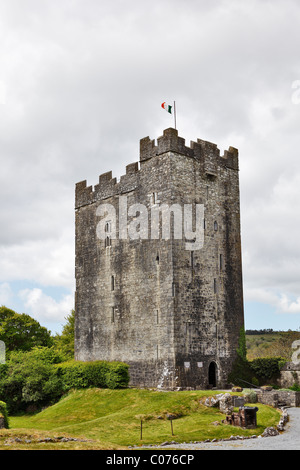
[146,408,300,451]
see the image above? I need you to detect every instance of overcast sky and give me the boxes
[1,0,300,334]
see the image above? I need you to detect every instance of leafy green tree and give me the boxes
[53,309,75,359]
[0,306,53,353]
[0,347,64,413]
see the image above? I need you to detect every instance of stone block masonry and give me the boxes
[75,128,244,389]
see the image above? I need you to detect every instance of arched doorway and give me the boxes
[208,361,217,388]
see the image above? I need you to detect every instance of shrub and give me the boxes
[289,384,300,391]
[0,348,64,413]
[0,401,9,428]
[55,360,129,391]
[243,390,257,403]
[250,357,284,381]
[0,349,129,414]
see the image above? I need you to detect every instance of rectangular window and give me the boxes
[111,307,115,323]
[220,254,223,270]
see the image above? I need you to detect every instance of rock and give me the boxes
[261,427,279,437]
[232,386,243,392]
[219,393,234,415]
[204,396,219,407]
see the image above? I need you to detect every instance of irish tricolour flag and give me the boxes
[161,102,172,114]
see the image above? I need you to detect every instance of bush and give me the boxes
[55,360,129,391]
[243,390,257,403]
[250,357,284,381]
[0,348,64,413]
[0,401,9,428]
[0,348,129,414]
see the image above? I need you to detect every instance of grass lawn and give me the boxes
[0,388,281,450]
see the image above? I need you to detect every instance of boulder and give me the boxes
[261,427,279,437]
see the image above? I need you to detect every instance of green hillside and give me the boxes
[246,330,300,360]
[1,388,280,450]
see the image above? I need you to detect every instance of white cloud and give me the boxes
[19,287,74,323]
[0,230,74,290]
[245,287,300,315]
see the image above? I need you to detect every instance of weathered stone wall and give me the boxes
[256,390,300,407]
[75,128,244,389]
[280,362,300,389]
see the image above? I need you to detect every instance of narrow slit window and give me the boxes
[191,251,194,269]
[214,221,218,231]
[111,307,115,323]
[220,254,223,270]
[213,278,217,294]
[172,282,175,297]
[105,221,112,247]
[111,275,115,291]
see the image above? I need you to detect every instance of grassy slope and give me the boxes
[246,331,300,360]
[3,388,280,449]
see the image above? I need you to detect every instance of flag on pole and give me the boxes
[161,102,172,114]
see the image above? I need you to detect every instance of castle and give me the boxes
[74,128,244,389]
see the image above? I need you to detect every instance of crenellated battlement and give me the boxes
[140,128,238,171]
[75,159,140,209]
[75,128,239,209]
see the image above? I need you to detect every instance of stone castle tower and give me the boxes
[75,128,244,389]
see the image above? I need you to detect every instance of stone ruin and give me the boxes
[223,406,258,429]
[203,393,258,429]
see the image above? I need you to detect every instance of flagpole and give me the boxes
[174,101,177,129]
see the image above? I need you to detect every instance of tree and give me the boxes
[0,347,64,413]
[53,309,75,359]
[0,306,53,353]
